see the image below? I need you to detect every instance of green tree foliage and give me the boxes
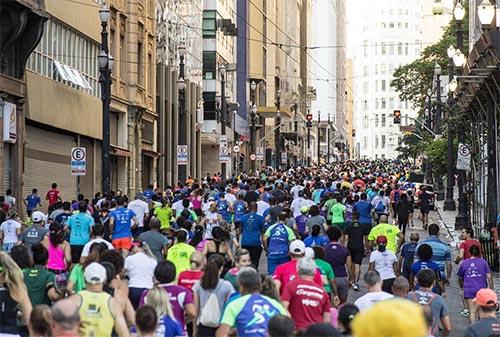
[425,138,448,175]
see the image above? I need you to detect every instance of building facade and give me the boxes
[353,0,424,159]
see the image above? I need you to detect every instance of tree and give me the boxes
[425,138,448,176]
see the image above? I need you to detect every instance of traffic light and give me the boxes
[306,113,313,127]
[352,129,356,137]
[393,110,401,124]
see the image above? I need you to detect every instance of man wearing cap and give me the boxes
[68,262,129,337]
[17,211,48,254]
[465,288,500,337]
[272,239,323,295]
[127,192,149,237]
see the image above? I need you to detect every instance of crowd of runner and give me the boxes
[0,159,498,337]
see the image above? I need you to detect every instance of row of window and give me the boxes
[364,41,419,57]
[27,19,100,97]
[361,135,402,150]
[203,11,235,54]
[360,112,411,128]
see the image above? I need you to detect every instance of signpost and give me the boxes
[177,145,188,165]
[250,154,256,161]
[281,152,287,164]
[256,147,264,160]
[456,143,471,171]
[71,147,86,176]
[219,146,230,163]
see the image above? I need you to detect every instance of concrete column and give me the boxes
[14,98,25,215]
[157,64,166,189]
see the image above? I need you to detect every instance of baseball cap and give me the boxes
[289,240,306,255]
[304,247,315,258]
[300,206,309,214]
[32,211,45,223]
[474,288,498,307]
[376,235,388,245]
[84,262,107,284]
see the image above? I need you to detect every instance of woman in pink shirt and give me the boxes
[42,222,71,274]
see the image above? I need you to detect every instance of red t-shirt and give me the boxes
[281,278,331,330]
[459,239,481,260]
[177,270,203,292]
[46,189,60,205]
[272,259,323,295]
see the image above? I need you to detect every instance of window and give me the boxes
[405,114,409,125]
[381,80,386,92]
[381,98,386,109]
[405,43,409,55]
[137,42,143,85]
[362,137,367,149]
[363,116,368,128]
[405,22,409,29]
[203,11,217,38]
[389,98,394,109]
[389,43,394,55]
[381,63,386,74]
[375,64,379,74]
[389,22,394,28]
[381,135,386,148]
[375,115,379,127]
[375,98,379,109]
[381,42,386,55]
[148,53,153,91]
[363,82,368,94]
[203,51,216,79]
[120,35,126,79]
[363,100,368,111]
[363,66,368,76]
[363,40,368,56]
[389,63,395,72]
[398,42,402,55]
[375,43,378,56]
[382,23,386,28]
[381,114,386,127]
[375,80,378,92]
[375,136,379,148]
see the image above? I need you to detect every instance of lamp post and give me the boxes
[434,62,445,201]
[249,81,257,174]
[317,112,321,164]
[292,93,299,166]
[99,5,112,194]
[220,64,227,181]
[425,88,434,185]
[454,0,470,229]
[177,41,187,184]
[444,45,457,211]
[327,113,331,163]
[274,90,281,170]
[307,111,312,167]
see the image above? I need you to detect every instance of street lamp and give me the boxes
[478,0,496,29]
[99,3,112,194]
[177,41,187,184]
[444,45,457,211]
[317,112,321,164]
[249,81,257,174]
[425,88,433,185]
[219,64,227,180]
[274,89,281,169]
[453,1,466,22]
[434,62,445,200]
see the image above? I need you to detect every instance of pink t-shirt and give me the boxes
[272,259,323,295]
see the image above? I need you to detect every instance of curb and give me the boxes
[435,205,460,246]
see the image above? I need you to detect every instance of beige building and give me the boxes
[346,59,354,159]
[14,0,156,209]
[422,0,453,46]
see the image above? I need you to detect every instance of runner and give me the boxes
[109,196,139,257]
[264,212,296,274]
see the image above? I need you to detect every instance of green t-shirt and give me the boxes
[324,199,337,220]
[154,207,173,229]
[69,264,86,293]
[330,203,346,224]
[368,223,401,253]
[167,242,196,277]
[23,265,55,306]
[315,258,335,294]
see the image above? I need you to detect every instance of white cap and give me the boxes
[84,262,107,284]
[304,247,315,258]
[289,240,306,255]
[32,211,45,223]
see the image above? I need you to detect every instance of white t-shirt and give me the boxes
[81,238,114,257]
[369,250,397,280]
[354,291,394,311]
[256,200,270,216]
[127,199,149,227]
[172,200,193,217]
[290,197,310,217]
[290,185,304,199]
[125,252,157,289]
[0,219,21,243]
[225,193,237,206]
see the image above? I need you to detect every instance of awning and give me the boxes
[111,146,131,157]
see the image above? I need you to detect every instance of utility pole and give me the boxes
[274,90,281,170]
[249,81,257,174]
[327,113,331,163]
[444,46,456,211]
[177,42,187,184]
[317,112,321,164]
[434,62,445,201]
[220,64,227,181]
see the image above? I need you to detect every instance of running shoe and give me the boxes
[457,309,470,317]
[353,283,360,291]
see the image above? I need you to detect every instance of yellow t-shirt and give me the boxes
[167,242,196,277]
[78,290,114,337]
[154,206,173,229]
[368,223,401,253]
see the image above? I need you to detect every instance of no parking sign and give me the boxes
[71,147,86,176]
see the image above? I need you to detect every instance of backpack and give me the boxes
[198,283,222,328]
[375,200,385,213]
[393,190,400,203]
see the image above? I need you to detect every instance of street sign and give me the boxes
[306,148,312,157]
[250,154,256,161]
[456,143,471,171]
[177,145,188,165]
[219,146,230,163]
[71,147,86,176]
[233,145,240,153]
[256,147,264,160]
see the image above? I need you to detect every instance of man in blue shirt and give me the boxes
[65,201,95,263]
[24,189,41,217]
[353,192,373,230]
[110,196,139,257]
[263,212,296,274]
[240,202,265,269]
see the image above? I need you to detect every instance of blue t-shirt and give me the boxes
[156,315,183,337]
[416,236,451,278]
[304,235,329,247]
[233,201,247,223]
[66,213,94,245]
[217,199,231,222]
[25,194,41,211]
[110,208,136,239]
[411,260,441,293]
[143,189,155,201]
[354,201,372,224]
[400,242,418,274]
[265,223,295,260]
[294,215,308,234]
[241,212,265,247]
[55,213,71,226]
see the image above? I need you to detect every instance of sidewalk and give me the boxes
[434,197,500,316]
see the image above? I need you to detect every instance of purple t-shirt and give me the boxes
[294,215,308,234]
[457,258,491,298]
[324,242,350,278]
[139,284,193,331]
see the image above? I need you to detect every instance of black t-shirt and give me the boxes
[244,191,259,203]
[464,317,500,337]
[419,192,430,206]
[345,222,369,250]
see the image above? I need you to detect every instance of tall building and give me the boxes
[422,0,453,46]
[353,0,424,159]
